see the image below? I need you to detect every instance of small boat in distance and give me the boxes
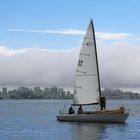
[57,20,129,123]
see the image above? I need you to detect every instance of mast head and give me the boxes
[90,19,93,23]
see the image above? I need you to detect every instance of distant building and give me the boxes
[61,91,65,98]
[2,87,7,94]
[18,87,29,92]
[50,87,58,99]
[43,87,50,98]
[50,87,57,93]
[58,88,64,96]
[34,86,42,94]
[66,91,70,96]
[44,87,49,93]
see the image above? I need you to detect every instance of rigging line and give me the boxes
[98,46,115,89]
[72,102,99,106]
[84,37,94,39]
[76,74,97,76]
[74,86,82,89]
[76,70,86,74]
[80,53,90,56]
[82,43,94,46]
[62,95,68,114]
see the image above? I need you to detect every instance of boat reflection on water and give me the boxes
[71,122,127,140]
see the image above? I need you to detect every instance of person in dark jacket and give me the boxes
[69,106,75,114]
[100,97,106,110]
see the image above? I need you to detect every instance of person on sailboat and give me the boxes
[78,105,84,114]
[100,97,106,110]
[69,106,75,114]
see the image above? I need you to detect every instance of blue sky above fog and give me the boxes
[0,0,140,49]
[0,0,140,89]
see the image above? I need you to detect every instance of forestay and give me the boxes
[73,20,100,105]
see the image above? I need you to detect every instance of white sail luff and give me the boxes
[73,20,100,105]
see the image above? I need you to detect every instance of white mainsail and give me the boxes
[73,20,101,105]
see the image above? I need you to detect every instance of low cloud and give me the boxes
[8,28,85,35]
[0,44,140,89]
[96,32,131,40]
[8,28,131,40]
[98,42,140,89]
[0,46,79,87]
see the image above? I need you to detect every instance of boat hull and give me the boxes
[57,113,129,123]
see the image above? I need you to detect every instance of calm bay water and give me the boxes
[0,99,140,140]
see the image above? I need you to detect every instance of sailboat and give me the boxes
[57,20,129,123]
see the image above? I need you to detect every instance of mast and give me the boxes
[91,20,102,107]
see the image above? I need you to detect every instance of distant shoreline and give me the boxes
[0,98,140,100]
[0,87,140,99]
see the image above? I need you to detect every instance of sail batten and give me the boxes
[73,20,100,105]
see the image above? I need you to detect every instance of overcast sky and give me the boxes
[0,0,140,91]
